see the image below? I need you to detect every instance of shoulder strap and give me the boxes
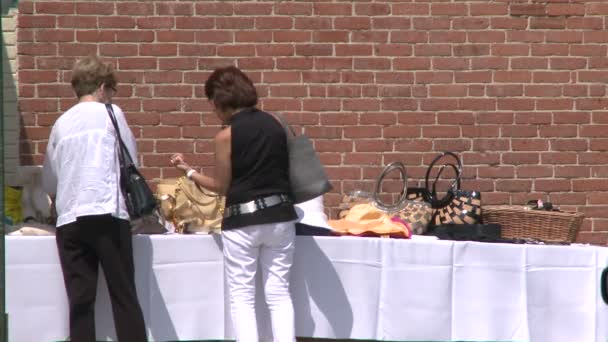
[105,104,135,167]
[268,112,296,142]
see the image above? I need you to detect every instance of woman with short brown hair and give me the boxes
[171,66,297,342]
[42,56,147,342]
[204,65,258,114]
[71,56,117,98]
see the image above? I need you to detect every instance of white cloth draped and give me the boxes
[6,235,608,342]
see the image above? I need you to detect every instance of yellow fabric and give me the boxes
[329,203,409,237]
[344,203,385,222]
[4,186,23,225]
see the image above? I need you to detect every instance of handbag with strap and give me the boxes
[336,164,405,219]
[337,162,433,235]
[408,152,482,226]
[372,161,433,235]
[105,104,160,224]
[156,177,224,234]
[271,113,333,204]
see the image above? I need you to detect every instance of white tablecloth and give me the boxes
[7,234,608,342]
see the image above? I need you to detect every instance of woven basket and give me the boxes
[483,205,584,243]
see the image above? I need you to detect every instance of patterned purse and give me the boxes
[393,200,433,235]
[372,162,433,235]
[412,152,482,226]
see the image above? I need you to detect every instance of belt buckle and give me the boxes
[243,201,258,214]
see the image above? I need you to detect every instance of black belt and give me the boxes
[224,194,291,218]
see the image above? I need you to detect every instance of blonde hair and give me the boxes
[71,56,117,98]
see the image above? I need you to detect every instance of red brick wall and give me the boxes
[16,1,608,244]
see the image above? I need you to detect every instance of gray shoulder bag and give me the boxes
[272,113,333,204]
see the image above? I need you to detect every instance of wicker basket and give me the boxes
[483,205,584,243]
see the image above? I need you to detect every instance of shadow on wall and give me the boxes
[1,0,17,15]
[1,13,4,186]
[1,1,19,340]
[2,1,20,180]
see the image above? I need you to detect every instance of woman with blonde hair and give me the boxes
[42,56,147,342]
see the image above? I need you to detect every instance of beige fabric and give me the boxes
[156,177,225,234]
[7,223,56,236]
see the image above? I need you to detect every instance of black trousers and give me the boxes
[56,214,147,342]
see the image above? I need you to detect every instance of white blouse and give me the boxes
[42,102,138,227]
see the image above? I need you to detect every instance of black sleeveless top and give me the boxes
[222,108,297,230]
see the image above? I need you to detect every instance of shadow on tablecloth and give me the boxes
[90,236,178,341]
[292,236,354,339]
[140,236,180,341]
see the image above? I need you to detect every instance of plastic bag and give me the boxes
[3,186,23,226]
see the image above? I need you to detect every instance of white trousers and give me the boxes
[222,221,296,342]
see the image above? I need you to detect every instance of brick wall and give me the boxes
[16,0,608,244]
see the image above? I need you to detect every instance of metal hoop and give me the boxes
[373,161,408,213]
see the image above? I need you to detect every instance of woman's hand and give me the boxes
[170,153,191,173]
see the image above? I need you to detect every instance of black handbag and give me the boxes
[407,152,481,226]
[272,113,333,204]
[426,224,501,242]
[106,104,158,219]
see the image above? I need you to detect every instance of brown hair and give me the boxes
[71,56,117,98]
[204,66,258,113]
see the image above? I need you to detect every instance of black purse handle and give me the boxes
[602,266,608,305]
[432,163,461,195]
[105,104,136,168]
[373,161,408,212]
[424,152,463,209]
[106,103,138,199]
